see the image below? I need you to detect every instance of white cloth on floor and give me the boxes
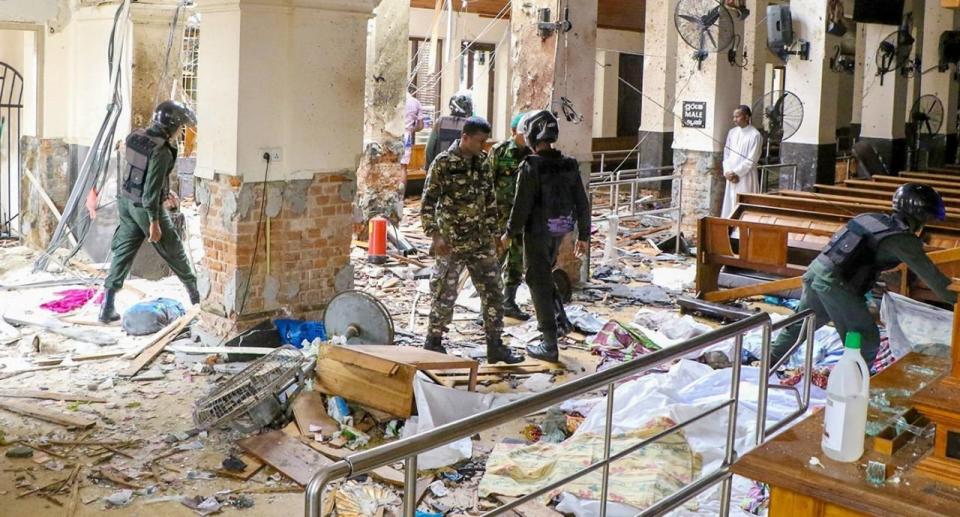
[720,124,763,218]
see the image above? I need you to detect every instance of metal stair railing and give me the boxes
[305,309,817,517]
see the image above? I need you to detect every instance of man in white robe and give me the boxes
[720,105,763,218]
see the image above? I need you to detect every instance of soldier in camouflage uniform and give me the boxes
[486,113,532,321]
[420,117,523,364]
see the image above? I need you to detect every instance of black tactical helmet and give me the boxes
[520,110,559,148]
[152,100,197,136]
[449,92,474,118]
[892,183,946,228]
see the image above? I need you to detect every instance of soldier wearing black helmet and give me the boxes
[424,92,474,172]
[502,110,590,362]
[769,183,957,369]
[99,100,200,323]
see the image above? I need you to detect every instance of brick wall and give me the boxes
[673,149,725,244]
[195,172,355,341]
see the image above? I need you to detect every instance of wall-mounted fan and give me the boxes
[907,94,944,169]
[751,90,804,163]
[675,0,735,70]
[875,29,914,85]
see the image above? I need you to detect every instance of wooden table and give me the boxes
[732,353,960,516]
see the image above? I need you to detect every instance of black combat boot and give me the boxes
[527,329,559,362]
[185,281,200,305]
[99,289,120,324]
[503,285,530,321]
[424,334,446,354]
[486,333,524,365]
[555,298,573,336]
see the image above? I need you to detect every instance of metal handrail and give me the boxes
[756,309,818,443]
[758,162,799,193]
[306,313,791,516]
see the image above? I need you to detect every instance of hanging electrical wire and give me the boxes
[35,0,132,272]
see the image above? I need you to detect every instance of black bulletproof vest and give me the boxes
[122,128,168,204]
[817,213,913,294]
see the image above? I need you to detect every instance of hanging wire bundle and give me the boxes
[34,0,131,272]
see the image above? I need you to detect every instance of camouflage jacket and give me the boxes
[485,139,531,229]
[421,142,499,254]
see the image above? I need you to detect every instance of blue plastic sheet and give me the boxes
[274,319,326,348]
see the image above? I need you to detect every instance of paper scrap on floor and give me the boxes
[479,416,702,511]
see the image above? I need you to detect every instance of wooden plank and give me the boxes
[31,351,125,367]
[0,390,105,403]
[0,399,96,428]
[2,313,117,346]
[347,344,478,370]
[165,345,277,356]
[302,440,406,486]
[237,430,334,486]
[21,167,78,247]
[702,276,803,303]
[215,452,264,481]
[323,345,402,376]
[292,391,340,437]
[119,305,200,377]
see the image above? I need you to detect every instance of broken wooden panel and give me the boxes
[237,430,334,486]
[314,344,479,418]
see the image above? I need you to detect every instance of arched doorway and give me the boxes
[0,61,23,237]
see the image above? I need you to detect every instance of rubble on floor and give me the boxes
[2,198,948,516]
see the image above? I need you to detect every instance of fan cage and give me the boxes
[193,345,306,429]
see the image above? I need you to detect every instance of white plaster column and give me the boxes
[592,50,619,138]
[920,2,959,165]
[638,0,677,169]
[781,0,841,189]
[859,3,914,173]
[851,22,866,134]
[672,15,744,239]
[739,0,773,108]
[129,2,185,129]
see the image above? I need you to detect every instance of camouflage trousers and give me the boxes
[501,233,525,288]
[428,249,504,336]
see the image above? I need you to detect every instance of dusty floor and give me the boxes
[0,198,721,516]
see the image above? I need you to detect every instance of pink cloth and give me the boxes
[40,288,101,314]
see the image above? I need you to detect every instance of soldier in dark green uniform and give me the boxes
[770,183,957,369]
[99,100,199,323]
[485,112,532,320]
[420,116,523,364]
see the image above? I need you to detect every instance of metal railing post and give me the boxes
[600,381,616,517]
[403,455,417,516]
[756,323,772,444]
[675,171,683,254]
[719,334,744,517]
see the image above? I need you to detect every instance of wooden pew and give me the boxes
[901,171,960,183]
[843,179,960,197]
[736,193,960,227]
[872,174,960,190]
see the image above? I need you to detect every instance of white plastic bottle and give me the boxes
[821,331,870,462]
